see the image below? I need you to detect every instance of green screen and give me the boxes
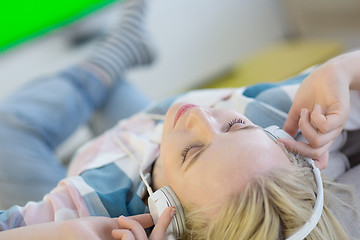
[0,0,119,53]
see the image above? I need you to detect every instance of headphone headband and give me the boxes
[264,126,324,240]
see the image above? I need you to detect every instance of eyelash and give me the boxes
[181,143,203,162]
[226,117,246,132]
[181,117,246,162]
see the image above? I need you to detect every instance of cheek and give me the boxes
[160,131,186,170]
[159,143,179,181]
[168,173,206,209]
[171,170,234,212]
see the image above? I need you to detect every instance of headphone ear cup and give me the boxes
[148,186,185,239]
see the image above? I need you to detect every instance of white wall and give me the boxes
[130,0,287,99]
[282,0,360,49]
[0,0,288,101]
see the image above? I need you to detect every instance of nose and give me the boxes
[185,107,216,137]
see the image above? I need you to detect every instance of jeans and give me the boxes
[0,66,150,209]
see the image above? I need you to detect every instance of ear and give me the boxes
[148,186,185,239]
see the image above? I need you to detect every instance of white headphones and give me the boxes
[264,126,324,240]
[115,125,323,240]
[112,133,185,240]
[146,185,185,240]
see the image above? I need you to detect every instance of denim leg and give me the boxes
[0,66,109,209]
[89,80,151,135]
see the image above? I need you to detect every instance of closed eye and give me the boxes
[181,143,204,162]
[226,117,246,132]
[181,117,246,163]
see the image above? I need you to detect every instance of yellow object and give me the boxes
[200,39,343,89]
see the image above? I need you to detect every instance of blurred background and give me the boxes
[1,0,360,102]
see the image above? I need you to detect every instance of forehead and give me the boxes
[198,127,284,160]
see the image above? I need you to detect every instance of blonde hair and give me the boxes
[182,147,358,240]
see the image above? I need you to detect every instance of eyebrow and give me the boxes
[184,125,260,171]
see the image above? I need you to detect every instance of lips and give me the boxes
[174,104,198,127]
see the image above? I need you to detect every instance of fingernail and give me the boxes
[301,108,307,117]
[170,208,176,218]
[314,104,322,113]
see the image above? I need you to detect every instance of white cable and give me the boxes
[112,133,154,196]
[110,113,165,196]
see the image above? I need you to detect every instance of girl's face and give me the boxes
[153,103,291,215]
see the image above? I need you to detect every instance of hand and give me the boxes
[60,207,175,240]
[280,61,351,169]
[112,207,176,240]
[60,216,119,240]
[0,216,120,240]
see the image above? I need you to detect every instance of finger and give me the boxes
[117,216,147,240]
[283,106,301,138]
[298,108,320,145]
[301,128,340,150]
[149,207,176,240]
[279,137,330,169]
[325,112,347,133]
[310,104,327,133]
[299,108,340,148]
[311,104,346,134]
[315,151,329,170]
[278,138,332,162]
[128,214,154,229]
[112,229,135,240]
[326,98,350,130]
